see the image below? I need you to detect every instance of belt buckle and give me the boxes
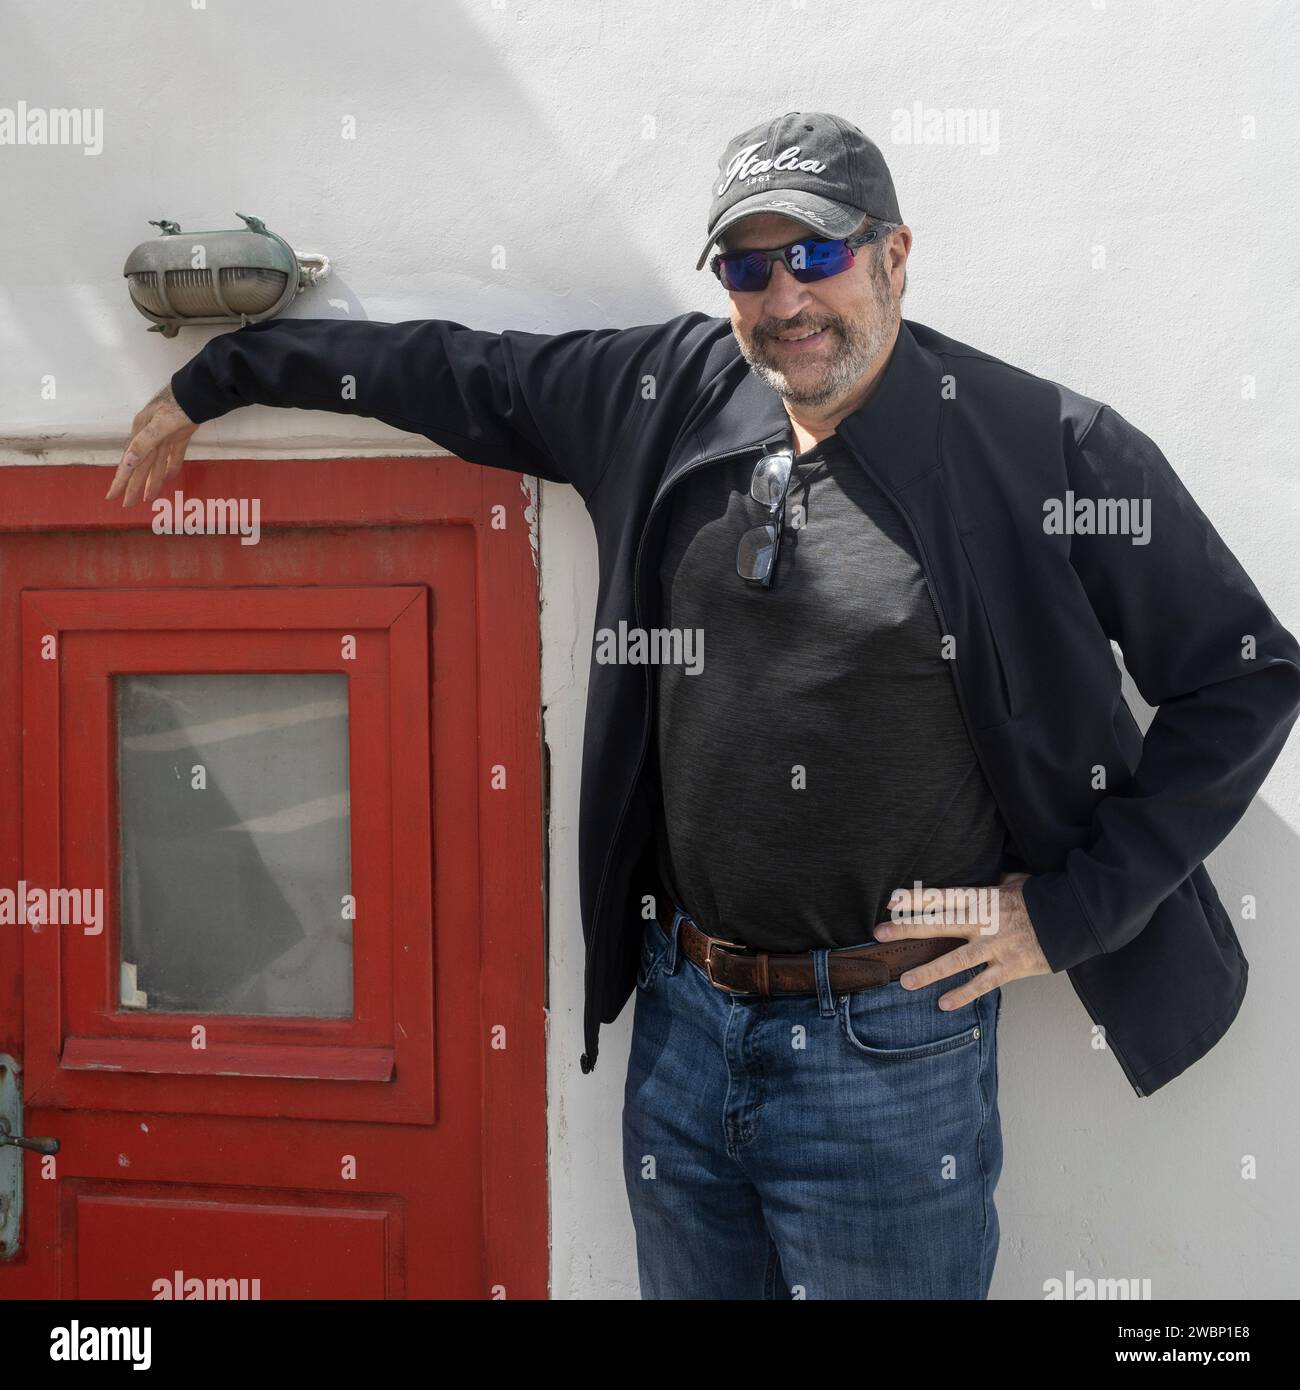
[702,933,754,995]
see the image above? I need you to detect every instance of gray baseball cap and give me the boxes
[696,111,902,271]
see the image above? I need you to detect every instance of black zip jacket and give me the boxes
[169,312,1300,1098]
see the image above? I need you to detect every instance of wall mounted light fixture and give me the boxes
[123,212,330,336]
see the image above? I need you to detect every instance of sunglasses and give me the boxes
[710,227,886,293]
[737,448,796,587]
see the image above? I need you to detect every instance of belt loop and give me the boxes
[667,903,685,973]
[812,947,836,1017]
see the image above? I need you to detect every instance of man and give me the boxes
[109,111,1300,1300]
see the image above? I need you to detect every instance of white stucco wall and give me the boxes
[3,0,1298,1300]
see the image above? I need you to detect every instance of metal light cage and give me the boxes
[123,212,330,336]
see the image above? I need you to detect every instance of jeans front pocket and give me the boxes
[838,965,987,1061]
[635,916,668,992]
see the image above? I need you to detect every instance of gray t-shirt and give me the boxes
[651,430,1008,952]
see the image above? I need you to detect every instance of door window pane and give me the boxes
[116,673,352,1016]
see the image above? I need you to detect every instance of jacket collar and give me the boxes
[678,317,943,497]
[835,318,944,493]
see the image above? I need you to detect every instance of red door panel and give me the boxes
[68,1186,402,1300]
[0,458,546,1298]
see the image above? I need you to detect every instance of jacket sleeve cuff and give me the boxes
[170,355,238,425]
[1022,869,1106,972]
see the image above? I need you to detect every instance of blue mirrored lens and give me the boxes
[719,239,854,291]
[794,238,853,278]
[720,251,771,292]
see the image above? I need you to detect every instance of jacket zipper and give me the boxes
[587,439,778,995]
[872,477,1147,1098]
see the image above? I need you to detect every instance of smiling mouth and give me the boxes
[767,325,832,352]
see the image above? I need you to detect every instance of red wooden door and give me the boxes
[0,457,547,1299]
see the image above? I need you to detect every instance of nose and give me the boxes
[759,258,817,315]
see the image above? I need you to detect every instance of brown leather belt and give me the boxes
[656,898,964,997]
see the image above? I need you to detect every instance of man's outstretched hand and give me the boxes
[106,382,199,506]
[872,870,1052,1010]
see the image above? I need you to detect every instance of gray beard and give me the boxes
[736,261,898,409]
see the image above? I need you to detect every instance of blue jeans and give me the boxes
[622,904,1004,1299]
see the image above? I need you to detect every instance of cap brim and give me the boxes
[695,190,866,271]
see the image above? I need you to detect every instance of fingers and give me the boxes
[108,390,196,504]
[103,452,143,502]
[874,882,993,939]
[106,433,160,504]
[142,448,173,505]
[161,434,188,484]
[120,447,158,508]
[899,940,988,989]
[936,971,1006,1012]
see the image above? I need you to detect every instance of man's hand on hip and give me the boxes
[871,871,1052,1010]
